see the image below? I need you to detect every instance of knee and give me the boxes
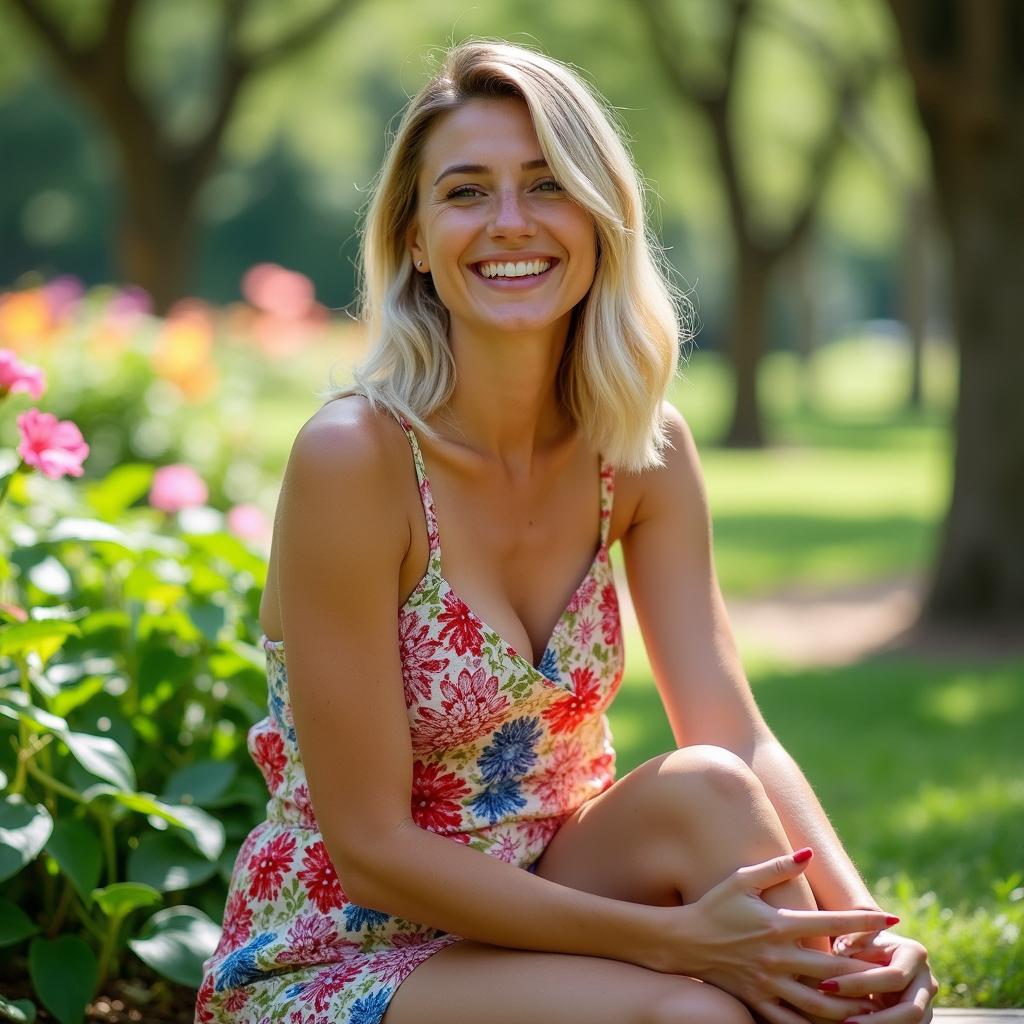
[660,744,764,807]
[645,983,755,1024]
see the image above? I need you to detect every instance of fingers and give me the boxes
[735,847,815,895]
[819,937,928,997]
[774,949,878,981]
[779,907,899,939]
[827,960,937,1024]
[774,975,875,1021]
[751,999,815,1024]
[818,964,907,996]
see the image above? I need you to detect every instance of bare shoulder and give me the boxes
[277,395,413,584]
[623,398,705,532]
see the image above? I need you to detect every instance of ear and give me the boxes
[406,219,427,272]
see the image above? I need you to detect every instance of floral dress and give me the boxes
[196,410,624,1024]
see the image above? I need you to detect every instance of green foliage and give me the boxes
[0,326,279,1015]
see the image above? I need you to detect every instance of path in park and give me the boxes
[616,569,1024,669]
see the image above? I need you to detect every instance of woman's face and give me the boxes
[406,97,598,340]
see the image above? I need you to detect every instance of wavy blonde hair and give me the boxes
[318,37,691,471]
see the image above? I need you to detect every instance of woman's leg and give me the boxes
[382,939,755,1024]
[382,743,821,1024]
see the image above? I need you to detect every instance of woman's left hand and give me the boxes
[816,929,938,1022]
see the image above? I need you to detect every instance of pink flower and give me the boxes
[227,502,270,542]
[16,409,89,479]
[0,350,46,400]
[149,463,208,513]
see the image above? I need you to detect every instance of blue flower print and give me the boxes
[343,903,391,932]
[215,931,276,990]
[478,717,541,783]
[537,647,560,682]
[470,776,527,823]
[270,691,296,742]
[350,987,393,1024]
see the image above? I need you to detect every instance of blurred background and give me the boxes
[1,0,1022,1019]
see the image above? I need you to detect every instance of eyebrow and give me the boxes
[432,158,549,187]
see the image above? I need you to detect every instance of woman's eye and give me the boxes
[446,186,481,199]
[536,179,564,192]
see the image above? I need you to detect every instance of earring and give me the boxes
[416,260,423,268]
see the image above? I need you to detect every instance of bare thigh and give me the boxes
[381,937,754,1024]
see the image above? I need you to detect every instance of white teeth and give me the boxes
[478,259,552,279]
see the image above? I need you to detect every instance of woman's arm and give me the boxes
[620,401,877,912]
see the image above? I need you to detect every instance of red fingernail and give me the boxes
[818,980,839,992]
[792,847,813,863]
[885,914,900,925]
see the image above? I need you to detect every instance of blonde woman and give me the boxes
[198,38,936,1024]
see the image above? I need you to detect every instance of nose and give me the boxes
[488,188,536,239]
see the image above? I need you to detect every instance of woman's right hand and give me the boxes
[642,849,899,1024]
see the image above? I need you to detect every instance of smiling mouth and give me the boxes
[470,259,560,281]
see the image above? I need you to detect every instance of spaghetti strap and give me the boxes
[598,455,615,548]
[392,411,443,574]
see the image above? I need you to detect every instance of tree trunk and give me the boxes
[922,160,1024,620]
[722,248,771,448]
[901,187,928,412]
[888,1,1024,621]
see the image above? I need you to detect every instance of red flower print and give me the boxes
[411,761,471,831]
[589,751,615,784]
[293,783,318,828]
[567,575,598,613]
[494,830,521,864]
[224,989,249,1012]
[298,840,345,913]
[411,665,510,752]
[598,582,621,646]
[218,889,253,952]
[573,614,597,647]
[370,937,450,986]
[531,737,590,812]
[436,590,485,656]
[543,667,602,734]
[297,961,364,1012]
[195,973,215,1023]
[277,911,359,965]
[522,816,563,850]
[253,729,287,791]
[247,831,296,901]
[399,608,449,704]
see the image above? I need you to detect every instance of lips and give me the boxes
[469,258,559,280]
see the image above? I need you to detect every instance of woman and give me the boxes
[197,38,937,1024]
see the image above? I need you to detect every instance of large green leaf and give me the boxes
[164,804,225,861]
[161,759,236,806]
[61,731,135,791]
[128,906,220,988]
[0,798,53,883]
[0,995,36,1023]
[28,935,96,1024]
[91,882,162,919]
[0,694,135,791]
[82,464,154,521]
[81,788,224,860]
[0,898,38,946]
[44,819,102,902]
[0,621,80,664]
[127,832,218,892]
